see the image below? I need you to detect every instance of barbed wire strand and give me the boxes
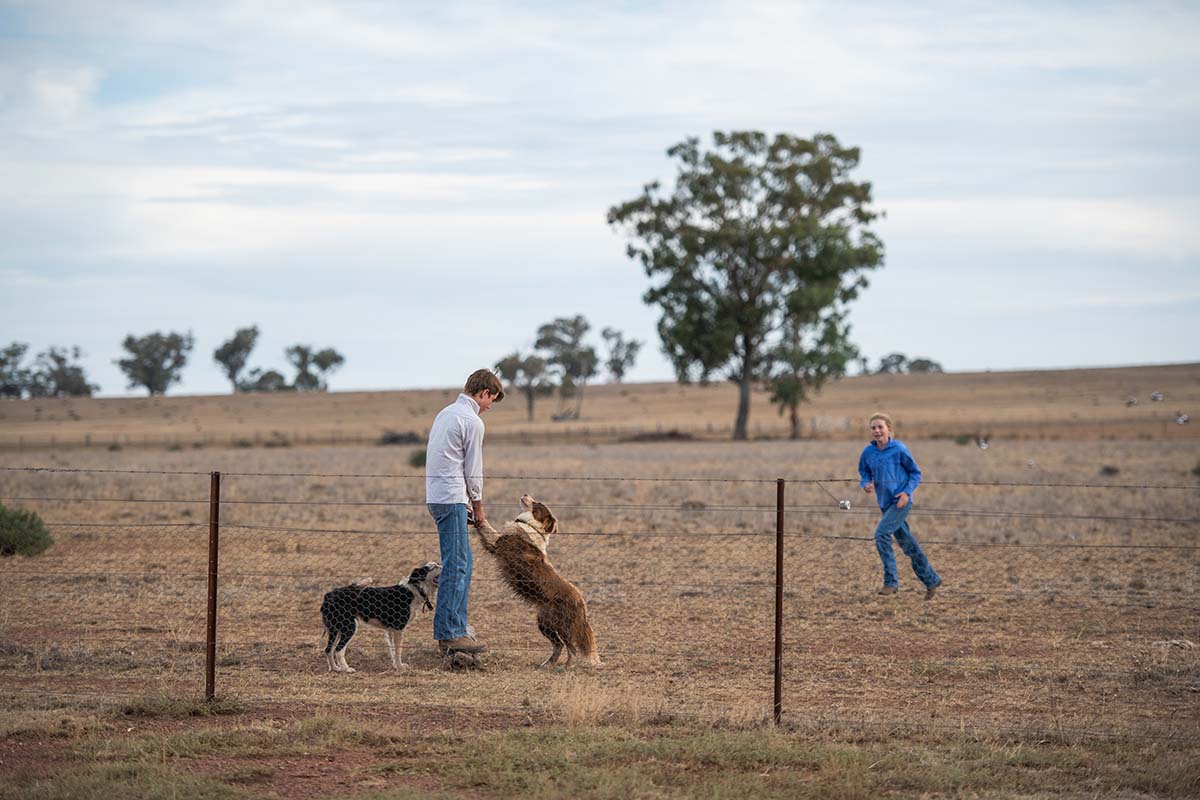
[3,464,1198,491]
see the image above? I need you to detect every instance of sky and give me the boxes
[2,0,1198,397]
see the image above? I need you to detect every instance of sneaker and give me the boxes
[438,637,487,655]
[924,581,941,600]
[877,585,898,595]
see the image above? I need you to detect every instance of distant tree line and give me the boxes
[1,327,346,398]
[869,352,944,375]
[494,315,642,422]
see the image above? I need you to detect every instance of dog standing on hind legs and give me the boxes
[474,495,599,667]
[321,562,441,673]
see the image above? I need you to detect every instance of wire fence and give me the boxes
[1,463,1197,740]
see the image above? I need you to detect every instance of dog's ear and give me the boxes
[531,501,558,535]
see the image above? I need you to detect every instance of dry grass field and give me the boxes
[1,366,1198,797]
[1,362,1197,448]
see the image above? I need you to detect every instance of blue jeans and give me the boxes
[428,503,472,641]
[874,502,940,589]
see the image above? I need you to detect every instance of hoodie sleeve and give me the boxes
[900,444,922,497]
[858,447,873,489]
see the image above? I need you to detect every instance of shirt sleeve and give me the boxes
[858,448,872,488]
[900,445,922,496]
[462,418,484,502]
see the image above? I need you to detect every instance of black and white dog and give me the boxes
[321,562,441,673]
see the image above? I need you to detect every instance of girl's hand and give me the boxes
[896,492,909,509]
[863,483,873,493]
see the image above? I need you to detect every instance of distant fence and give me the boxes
[1,464,1197,740]
[0,414,1194,451]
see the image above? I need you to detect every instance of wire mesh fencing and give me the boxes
[1,461,1197,740]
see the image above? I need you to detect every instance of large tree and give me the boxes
[116,331,193,396]
[495,352,554,422]
[214,325,259,392]
[535,315,598,420]
[601,327,642,383]
[608,131,883,439]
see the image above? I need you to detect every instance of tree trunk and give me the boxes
[525,388,535,421]
[574,383,585,419]
[789,404,801,439]
[733,374,752,440]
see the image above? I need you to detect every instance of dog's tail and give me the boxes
[572,605,601,666]
[473,519,500,554]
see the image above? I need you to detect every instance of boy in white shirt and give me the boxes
[425,369,504,655]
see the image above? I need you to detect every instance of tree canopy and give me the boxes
[214,326,259,392]
[1,342,97,398]
[608,131,883,439]
[286,345,344,391]
[601,327,642,383]
[495,352,555,421]
[535,315,599,420]
[116,331,194,396]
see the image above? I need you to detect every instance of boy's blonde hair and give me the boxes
[868,412,894,432]
[464,369,504,401]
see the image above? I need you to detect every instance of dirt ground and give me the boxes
[2,437,1197,743]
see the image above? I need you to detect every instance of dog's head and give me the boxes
[407,561,441,610]
[518,494,558,536]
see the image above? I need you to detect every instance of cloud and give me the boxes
[28,66,101,121]
[883,196,1200,263]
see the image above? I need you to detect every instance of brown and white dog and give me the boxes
[474,495,599,667]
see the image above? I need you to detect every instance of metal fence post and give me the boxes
[205,471,221,701]
[774,477,784,725]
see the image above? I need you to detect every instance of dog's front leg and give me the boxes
[385,629,398,670]
[394,629,408,669]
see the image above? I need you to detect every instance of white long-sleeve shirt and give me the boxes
[425,393,485,505]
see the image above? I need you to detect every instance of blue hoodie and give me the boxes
[858,438,922,510]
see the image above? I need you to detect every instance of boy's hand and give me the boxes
[896,492,909,509]
[863,483,874,493]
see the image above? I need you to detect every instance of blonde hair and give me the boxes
[464,369,504,401]
[868,412,894,432]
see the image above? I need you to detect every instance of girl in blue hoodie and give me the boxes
[858,412,941,599]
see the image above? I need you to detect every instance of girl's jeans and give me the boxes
[428,503,472,640]
[874,502,940,589]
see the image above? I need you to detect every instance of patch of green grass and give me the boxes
[0,763,243,800]
[118,695,246,719]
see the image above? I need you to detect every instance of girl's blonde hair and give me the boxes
[868,412,894,432]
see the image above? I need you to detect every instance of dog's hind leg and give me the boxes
[333,619,357,673]
[324,627,339,672]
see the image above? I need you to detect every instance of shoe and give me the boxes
[877,585,897,595]
[924,581,941,601]
[438,637,487,655]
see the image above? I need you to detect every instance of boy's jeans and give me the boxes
[428,503,472,641]
[874,502,940,589]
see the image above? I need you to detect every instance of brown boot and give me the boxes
[924,581,942,600]
[438,637,487,655]
[877,585,897,596]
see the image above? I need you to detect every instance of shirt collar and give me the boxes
[457,393,480,415]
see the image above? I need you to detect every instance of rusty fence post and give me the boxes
[205,471,221,701]
[774,478,785,725]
